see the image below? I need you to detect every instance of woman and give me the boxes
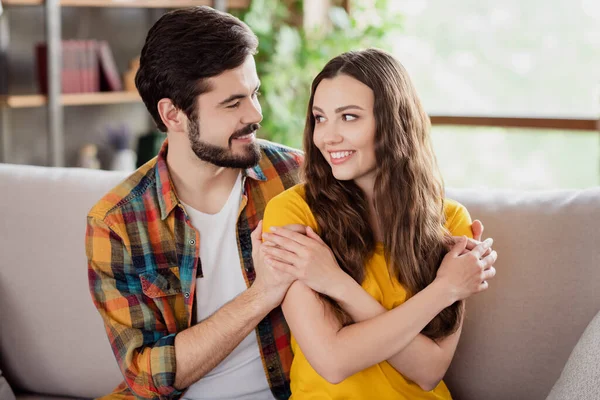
[260,48,497,399]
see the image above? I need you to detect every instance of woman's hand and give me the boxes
[261,226,351,298]
[435,236,498,302]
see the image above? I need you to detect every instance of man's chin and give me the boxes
[212,147,261,169]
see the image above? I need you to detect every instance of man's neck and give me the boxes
[166,143,241,214]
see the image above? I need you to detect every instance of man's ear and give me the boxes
[157,99,187,134]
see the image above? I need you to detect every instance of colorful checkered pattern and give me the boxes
[86,139,303,399]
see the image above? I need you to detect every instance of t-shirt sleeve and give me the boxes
[444,200,474,239]
[262,188,318,237]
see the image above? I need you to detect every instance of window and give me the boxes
[387,0,600,189]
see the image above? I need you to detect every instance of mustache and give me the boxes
[229,123,260,144]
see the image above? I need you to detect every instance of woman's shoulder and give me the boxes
[264,183,318,230]
[443,198,473,235]
[443,198,467,216]
[269,183,308,206]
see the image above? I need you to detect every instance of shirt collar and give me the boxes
[155,139,267,220]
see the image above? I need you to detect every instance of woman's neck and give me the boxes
[368,202,384,243]
[353,175,382,242]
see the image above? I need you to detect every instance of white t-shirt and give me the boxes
[181,173,275,400]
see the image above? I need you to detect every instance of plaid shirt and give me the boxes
[86,139,303,400]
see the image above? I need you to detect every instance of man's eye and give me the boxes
[227,102,241,109]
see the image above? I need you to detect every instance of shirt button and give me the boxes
[184,292,190,299]
[189,239,196,245]
[267,366,275,372]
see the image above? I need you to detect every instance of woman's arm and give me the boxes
[329,274,463,391]
[262,192,496,386]
[264,224,495,388]
[281,277,456,384]
[323,215,484,390]
[275,237,495,384]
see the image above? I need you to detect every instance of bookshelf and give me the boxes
[3,0,250,8]
[0,0,249,166]
[0,92,142,108]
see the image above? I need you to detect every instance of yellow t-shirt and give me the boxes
[263,184,473,400]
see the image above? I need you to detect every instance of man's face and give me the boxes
[187,55,263,168]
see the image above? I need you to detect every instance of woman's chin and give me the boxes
[330,169,356,182]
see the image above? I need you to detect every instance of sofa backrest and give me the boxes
[0,164,599,399]
[445,187,600,400]
[0,164,127,397]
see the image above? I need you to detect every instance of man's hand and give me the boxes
[472,219,484,241]
[250,221,296,307]
[448,219,492,257]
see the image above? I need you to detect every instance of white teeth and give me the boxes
[330,151,354,159]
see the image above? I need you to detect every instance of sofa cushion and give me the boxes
[545,310,600,400]
[0,164,127,397]
[444,187,600,400]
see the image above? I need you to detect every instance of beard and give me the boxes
[187,119,261,169]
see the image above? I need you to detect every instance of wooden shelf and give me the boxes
[429,115,599,132]
[2,0,249,8]
[0,91,142,108]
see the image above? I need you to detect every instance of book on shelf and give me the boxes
[36,40,122,95]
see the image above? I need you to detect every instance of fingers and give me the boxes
[472,219,484,242]
[268,226,314,247]
[251,220,263,244]
[478,259,497,293]
[469,238,493,259]
[265,257,299,278]
[281,224,308,235]
[464,237,478,250]
[449,236,468,256]
[482,266,496,281]
[262,244,297,265]
[306,227,326,244]
[478,280,489,292]
[480,250,498,269]
[463,237,493,257]
[262,232,304,254]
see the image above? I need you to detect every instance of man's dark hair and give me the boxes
[135,6,259,132]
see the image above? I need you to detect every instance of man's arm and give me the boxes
[87,217,289,397]
[175,221,292,388]
[173,282,278,389]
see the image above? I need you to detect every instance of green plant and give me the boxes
[234,0,402,149]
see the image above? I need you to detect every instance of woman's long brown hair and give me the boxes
[303,48,461,340]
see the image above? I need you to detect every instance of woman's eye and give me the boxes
[314,115,325,123]
[343,114,358,121]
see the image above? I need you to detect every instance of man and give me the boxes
[87,6,300,399]
[86,6,488,400]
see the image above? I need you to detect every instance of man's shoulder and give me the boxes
[257,139,304,169]
[87,158,158,226]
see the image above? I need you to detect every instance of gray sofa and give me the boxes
[0,163,599,400]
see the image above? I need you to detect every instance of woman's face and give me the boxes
[312,74,377,191]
